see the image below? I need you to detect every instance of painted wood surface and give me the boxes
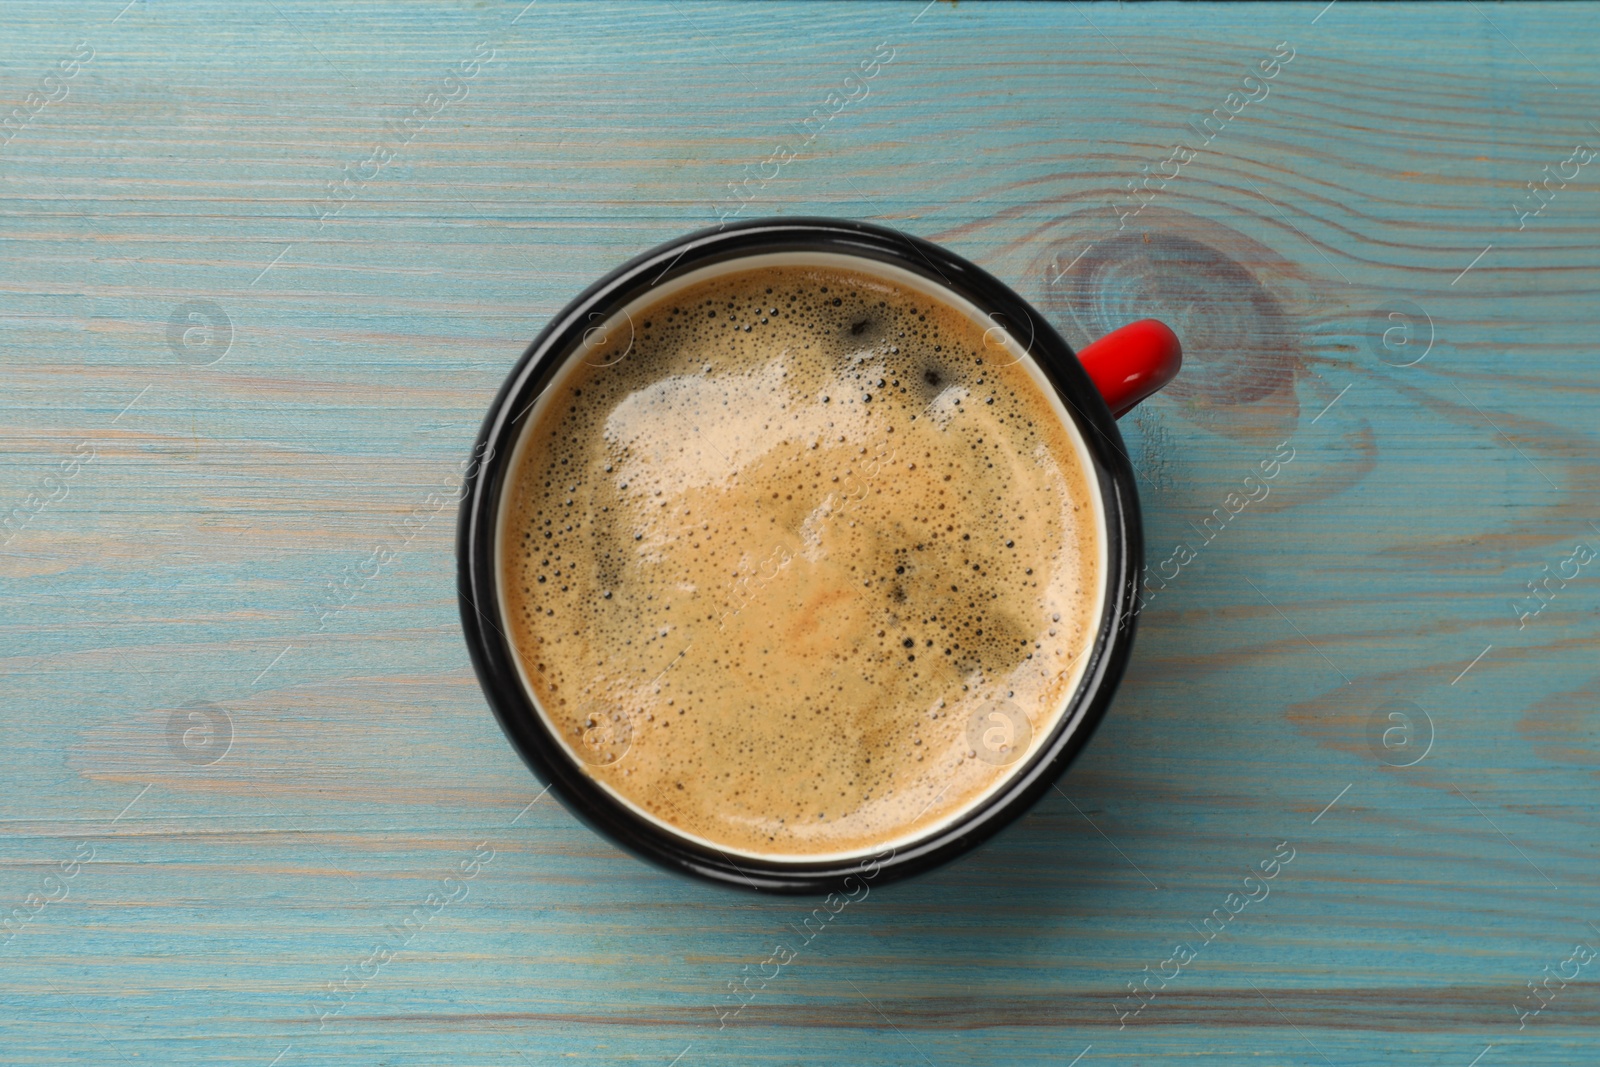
[2,2,1598,1064]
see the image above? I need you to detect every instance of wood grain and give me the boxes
[3,2,1598,1064]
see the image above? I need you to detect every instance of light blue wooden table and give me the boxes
[4,2,1598,1064]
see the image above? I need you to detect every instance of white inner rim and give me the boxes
[495,251,1109,864]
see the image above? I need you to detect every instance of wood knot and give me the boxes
[1041,215,1301,407]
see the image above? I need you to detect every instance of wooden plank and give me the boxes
[2,1,1598,1064]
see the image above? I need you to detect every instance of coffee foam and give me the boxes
[497,254,1105,861]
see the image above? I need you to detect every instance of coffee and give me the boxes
[499,259,1103,859]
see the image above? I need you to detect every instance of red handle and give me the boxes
[1077,319,1183,419]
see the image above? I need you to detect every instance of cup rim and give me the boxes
[457,216,1142,894]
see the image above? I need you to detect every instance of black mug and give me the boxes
[457,218,1181,893]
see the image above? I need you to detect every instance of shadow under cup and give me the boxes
[457,218,1144,894]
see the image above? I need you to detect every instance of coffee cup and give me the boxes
[458,218,1180,892]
